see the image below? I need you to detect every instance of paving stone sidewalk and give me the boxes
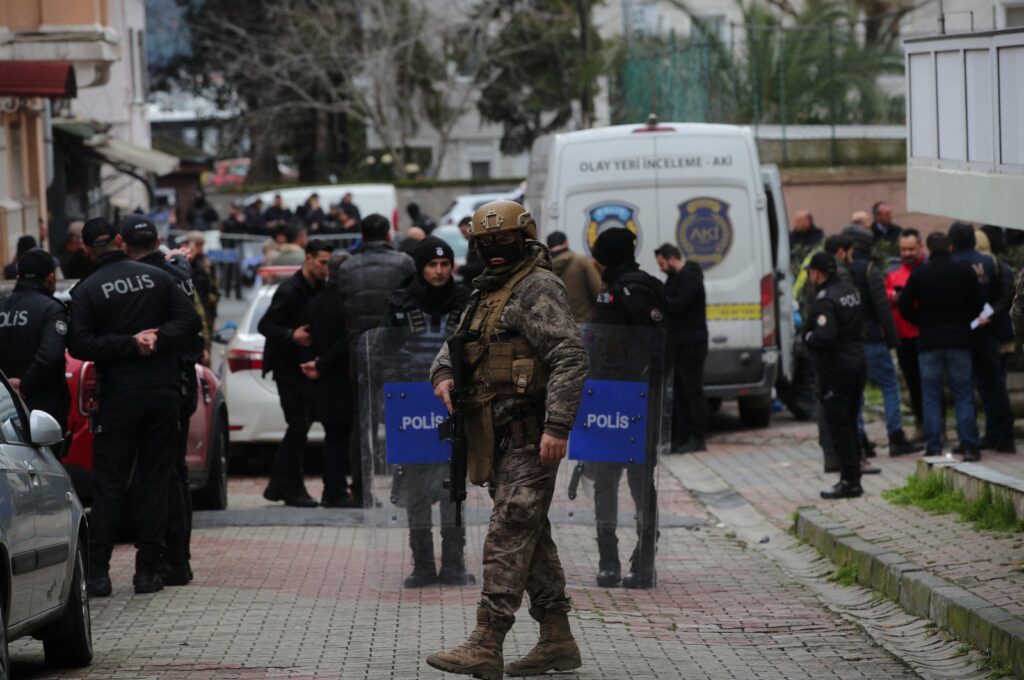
[11,464,920,679]
[695,418,1024,625]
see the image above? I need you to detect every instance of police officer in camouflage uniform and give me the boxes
[386,236,474,588]
[590,228,666,590]
[426,201,587,680]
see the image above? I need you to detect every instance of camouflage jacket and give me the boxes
[430,244,588,439]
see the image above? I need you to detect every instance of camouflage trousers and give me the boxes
[480,437,570,627]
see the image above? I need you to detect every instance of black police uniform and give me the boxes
[68,249,201,585]
[258,269,320,505]
[591,260,666,588]
[384,264,472,587]
[804,272,866,491]
[0,276,70,429]
[138,249,205,578]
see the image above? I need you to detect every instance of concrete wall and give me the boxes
[781,168,955,236]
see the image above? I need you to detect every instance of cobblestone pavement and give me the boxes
[698,410,1024,627]
[11,430,927,679]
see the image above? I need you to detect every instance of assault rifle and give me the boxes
[438,334,469,527]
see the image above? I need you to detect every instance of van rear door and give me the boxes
[761,165,794,382]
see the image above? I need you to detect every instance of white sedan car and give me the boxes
[221,279,324,451]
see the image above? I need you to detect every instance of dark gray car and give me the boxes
[0,372,91,676]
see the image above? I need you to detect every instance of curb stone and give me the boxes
[796,507,1024,678]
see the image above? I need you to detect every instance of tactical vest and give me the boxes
[458,255,550,484]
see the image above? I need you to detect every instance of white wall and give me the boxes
[73,0,151,211]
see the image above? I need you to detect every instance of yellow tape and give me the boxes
[706,303,762,321]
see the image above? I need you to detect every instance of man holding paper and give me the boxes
[949,222,1016,454]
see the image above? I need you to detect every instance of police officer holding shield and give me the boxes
[0,248,70,429]
[385,236,474,588]
[589,227,666,589]
[69,218,201,597]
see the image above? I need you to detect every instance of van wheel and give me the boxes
[738,395,772,429]
[42,545,93,668]
[194,417,228,511]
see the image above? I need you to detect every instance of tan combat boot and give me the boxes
[426,607,508,680]
[505,608,581,677]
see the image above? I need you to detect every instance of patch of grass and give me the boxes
[954,644,970,657]
[883,474,1024,533]
[829,563,857,587]
[977,654,1013,679]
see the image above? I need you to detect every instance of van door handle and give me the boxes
[711,336,728,344]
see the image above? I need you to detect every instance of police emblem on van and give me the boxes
[676,198,733,270]
[584,202,640,254]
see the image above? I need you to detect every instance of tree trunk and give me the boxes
[246,115,281,185]
[575,0,594,128]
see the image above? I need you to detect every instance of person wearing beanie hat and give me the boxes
[0,246,69,432]
[588,225,666,590]
[385,234,473,588]
[803,243,869,498]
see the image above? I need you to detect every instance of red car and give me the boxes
[62,354,230,510]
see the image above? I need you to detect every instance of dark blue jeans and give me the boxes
[918,349,978,452]
[970,333,1014,443]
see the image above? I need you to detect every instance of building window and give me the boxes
[1008,5,1024,27]
[470,161,491,179]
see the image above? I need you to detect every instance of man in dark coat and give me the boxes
[899,232,983,460]
[335,214,415,504]
[654,243,708,453]
[258,239,333,506]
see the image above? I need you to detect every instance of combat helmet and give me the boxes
[467,200,538,246]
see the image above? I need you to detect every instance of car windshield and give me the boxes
[248,293,274,334]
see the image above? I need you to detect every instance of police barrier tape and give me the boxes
[382,378,649,466]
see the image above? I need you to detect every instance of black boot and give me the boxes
[404,529,438,588]
[889,429,923,457]
[859,431,877,458]
[820,480,863,499]
[678,436,707,454]
[87,566,112,598]
[439,528,476,586]
[133,556,165,595]
[595,529,621,587]
[621,541,656,589]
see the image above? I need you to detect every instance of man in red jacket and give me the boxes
[886,229,925,439]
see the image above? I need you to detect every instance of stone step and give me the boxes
[795,507,1024,678]
[916,456,1024,521]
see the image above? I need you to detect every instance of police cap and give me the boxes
[16,247,55,281]
[118,215,159,248]
[805,251,837,276]
[82,217,118,247]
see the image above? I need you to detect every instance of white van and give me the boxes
[527,121,794,427]
[247,183,400,232]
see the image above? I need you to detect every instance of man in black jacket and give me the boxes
[384,237,474,587]
[591,228,667,589]
[258,239,333,507]
[121,215,206,587]
[300,252,357,508]
[949,222,1015,453]
[654,243,708,453]
[0,247,70,428]
[803,252,867,499]
[899,232,983,460]
[335,215,414,504]
[68,217,201,596]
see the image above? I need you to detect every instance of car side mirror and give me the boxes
[29,410,64,448]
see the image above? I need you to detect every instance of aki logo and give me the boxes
[584,202,641,254]
[676,197,734,270]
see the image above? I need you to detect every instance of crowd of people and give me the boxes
[791,202,1020,500]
